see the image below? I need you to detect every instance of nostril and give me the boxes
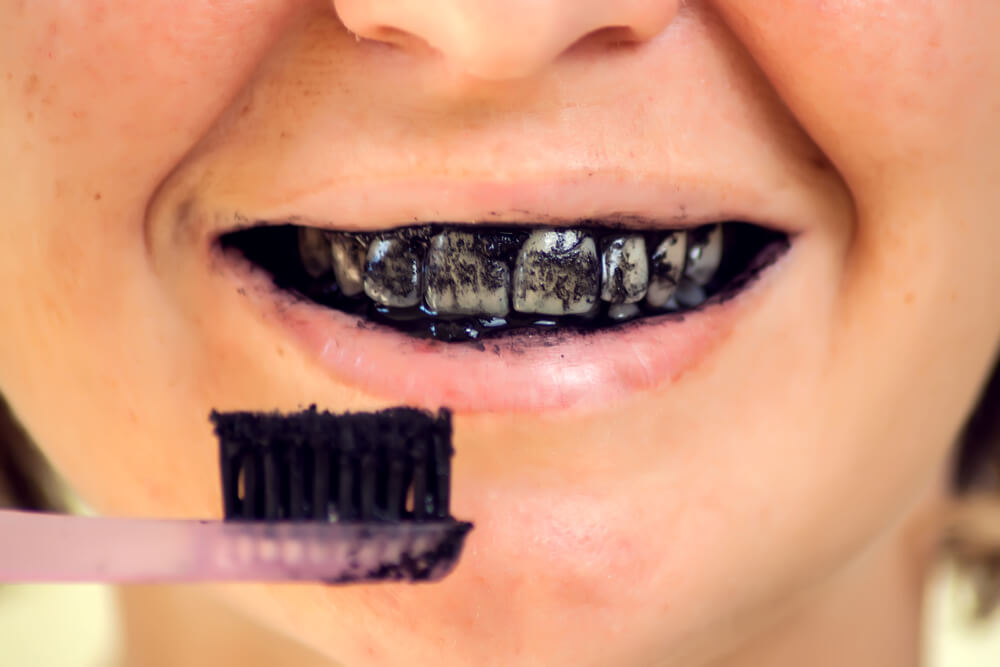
[343,22,434,56]
[366,25,425,51]
[333,2,433,53]
[566,26,646,56]
[333,1,679,81]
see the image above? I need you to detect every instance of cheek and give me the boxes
[0,0,303,508]
[1,0,301,234]
[715,0,1000,187]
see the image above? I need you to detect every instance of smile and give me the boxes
[220,220,787,342]
[194,206,796,412]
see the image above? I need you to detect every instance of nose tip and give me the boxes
[334,0,679,81]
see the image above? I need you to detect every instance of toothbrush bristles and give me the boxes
[263,449,280,519]
[241,451,258,520]
[211,406,455,524]
[312,444,329,520]
[288,445,307,519]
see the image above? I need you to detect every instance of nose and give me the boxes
[333,0,679,80]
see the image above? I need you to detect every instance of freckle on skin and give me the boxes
[94,192,102,201]
[903,292,914,305]
[24,73,39,95]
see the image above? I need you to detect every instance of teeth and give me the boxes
[600,235,648,304]
[330,233,367,297]
[675,280,707,308]
[646,231,687,309]
[290,222,739,327]
[608,303,641,321]
[298,227,333,278]
[513,230,599,316]
[684,224,723,285]
[424,231,510,317]
[363,236,424,308]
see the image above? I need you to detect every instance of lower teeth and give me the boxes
[222,222,788,342]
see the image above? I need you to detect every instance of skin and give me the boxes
[2,1,999,665]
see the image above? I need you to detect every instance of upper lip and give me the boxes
[182,169,822,242]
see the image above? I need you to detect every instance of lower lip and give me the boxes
[222,248,781,413]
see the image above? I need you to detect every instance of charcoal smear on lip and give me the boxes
[220,221,788,342]
[211,406,472,583]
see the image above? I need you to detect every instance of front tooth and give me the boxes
[298,227,332,278]
[512,229,599,316]
[363,236,423,308]
[684,224,723,285]
[330,233,367,297]
[645,231,688,308]
[600,235,648,304]
[424,231,510,317]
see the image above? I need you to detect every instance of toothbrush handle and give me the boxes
[0,510,471,584]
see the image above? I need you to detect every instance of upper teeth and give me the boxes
[684,224,723,286]
[425,231,511,317]
[645,230,688,308]
[299,224,725,317]
[600,235,648,305]
[363,237,423,308]
[330,233,367,297]
[512,230,600,316]
[298,227,334,279]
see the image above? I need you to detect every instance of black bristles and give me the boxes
[360,452,376,520]
[312,443,329,520]
[220,442,241,519]
[385,457,406,521]
[211,406,455,523]
[288,443,307,519]
[241,450,259,520]
[262,449,280,519]
[433,416,453,518]
[411,442,428,520]
[338,451,355,520]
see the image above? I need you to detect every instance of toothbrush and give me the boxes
[0,406,472,584]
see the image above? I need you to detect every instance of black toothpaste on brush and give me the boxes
[210,405,472,583]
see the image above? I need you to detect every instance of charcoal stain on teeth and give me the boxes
[425,231,511,317]
[513,229,600,316]
[601,235,648,304]
[364,237,423,308]
[221,220,788,342]
[684,223,724,285]
[646,231,687,308]
[330,233,367,297]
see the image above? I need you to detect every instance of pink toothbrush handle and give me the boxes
[0,510,471,584]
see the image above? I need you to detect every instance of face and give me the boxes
[3,1,999,665]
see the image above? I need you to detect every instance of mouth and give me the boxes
[220,220,787,343]
[212,213,792,412]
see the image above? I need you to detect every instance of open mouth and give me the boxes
[220,220,788,343]
[199,205,798,412]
